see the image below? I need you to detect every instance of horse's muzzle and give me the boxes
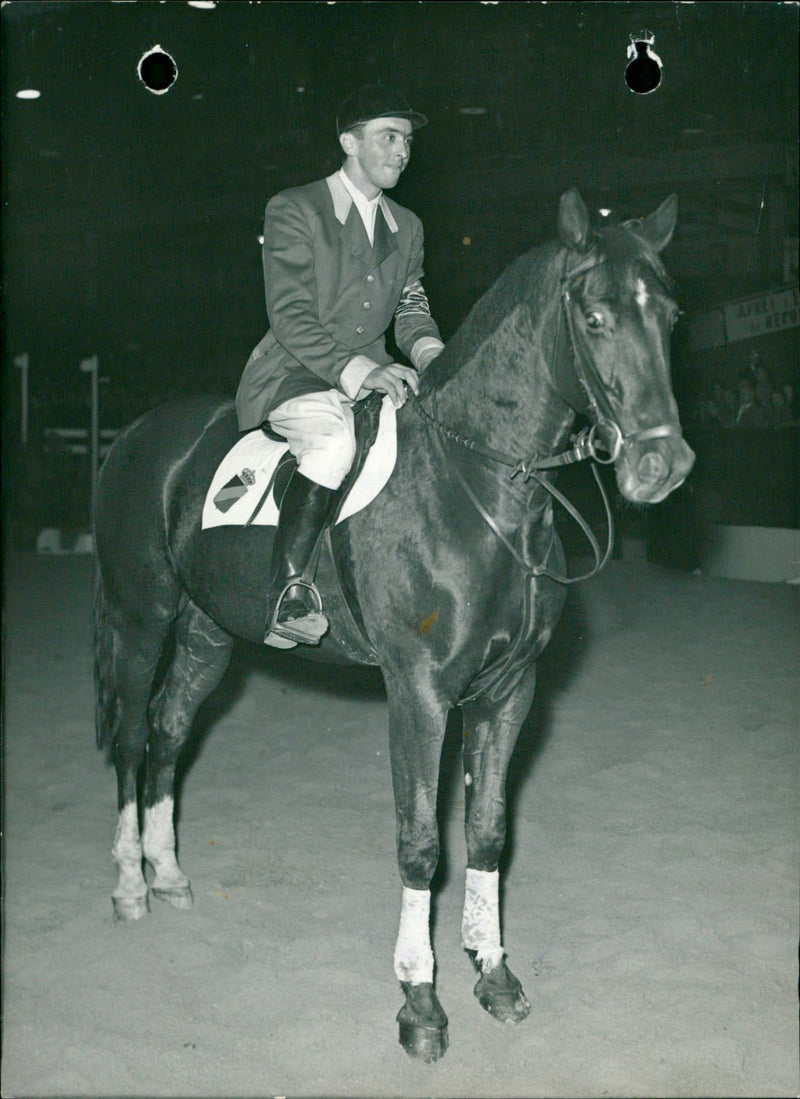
[617,431,695,504]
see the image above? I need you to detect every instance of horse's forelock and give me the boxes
[592,225,675,298]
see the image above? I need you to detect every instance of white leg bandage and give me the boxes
[462,868,504,972]
[393,887,434,984]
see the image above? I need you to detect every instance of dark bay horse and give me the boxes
[93,189,694,1062]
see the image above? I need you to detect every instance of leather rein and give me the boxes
[413,246,683,586]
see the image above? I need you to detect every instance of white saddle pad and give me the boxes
[202,396,396,530]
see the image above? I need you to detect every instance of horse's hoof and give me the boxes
[397,982,449,1063]
[398,1018,449,1063]
[151,884,193,910]
[112,893,149,922]
[474,961,531,1024]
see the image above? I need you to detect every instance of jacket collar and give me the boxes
[325,172,398,269]
[325,172,399,233]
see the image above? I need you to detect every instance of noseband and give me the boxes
[414,244,683,585]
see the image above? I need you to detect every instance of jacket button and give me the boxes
[363,301,371,309]
[366,274,375,282]
[356,326,365,335]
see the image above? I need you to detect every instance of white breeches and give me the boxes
[268,390,357,490]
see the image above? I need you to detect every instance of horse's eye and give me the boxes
[585,311,605,330]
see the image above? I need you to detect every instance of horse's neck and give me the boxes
[433,247,575,461]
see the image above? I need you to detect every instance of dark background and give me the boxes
[2,0,798,541]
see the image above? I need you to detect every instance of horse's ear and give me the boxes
[638,194,678,253]
[558,188,593,253]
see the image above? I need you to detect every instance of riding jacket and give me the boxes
[236,172,443,431]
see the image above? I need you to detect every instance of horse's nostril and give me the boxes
[637,451,668,482]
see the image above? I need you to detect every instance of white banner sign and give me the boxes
[723,287,800,343]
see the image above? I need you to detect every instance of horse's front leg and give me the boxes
[460,667,539,1024]
[385,676,449,1063]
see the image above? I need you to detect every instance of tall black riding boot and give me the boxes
[264,471,339,648]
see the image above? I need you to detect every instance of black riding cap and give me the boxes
[336,84,428,136]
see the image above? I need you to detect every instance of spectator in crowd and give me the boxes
[771,388,793,426]
[678,375,797,430]
[734,376,761,426]
[753,375,778,427]
[710,383,737,427]
[748,351,767,386]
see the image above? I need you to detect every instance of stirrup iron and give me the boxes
[264,577,328,648]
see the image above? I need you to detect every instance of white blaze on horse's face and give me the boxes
[615,277,695,504]
[634,277,649,311]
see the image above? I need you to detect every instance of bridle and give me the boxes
[413,243,684,585]
[557,245,684,464]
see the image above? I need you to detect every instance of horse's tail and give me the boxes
[93,565,121,750]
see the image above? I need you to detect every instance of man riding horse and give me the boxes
[236,85,444,648]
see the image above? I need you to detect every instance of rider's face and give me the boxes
[340,117,414,198]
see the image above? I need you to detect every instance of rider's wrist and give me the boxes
[341,355,379,400]
[411,337,444,372]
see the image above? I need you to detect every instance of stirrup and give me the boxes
[264,578,329,648]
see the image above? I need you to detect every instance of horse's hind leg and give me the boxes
[142,599,233,909]
[106,620,173,923]
[460,669,539,1024]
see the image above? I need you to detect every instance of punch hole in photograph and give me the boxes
[625,30,662,94]
[137,45,177,95]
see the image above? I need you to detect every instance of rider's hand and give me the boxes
[361,363,420,408]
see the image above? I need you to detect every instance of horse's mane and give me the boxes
[419,239,562,394]
[419,220,673,396]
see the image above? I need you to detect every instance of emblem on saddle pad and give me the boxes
[201,395,397,531]
[211,467,256,513]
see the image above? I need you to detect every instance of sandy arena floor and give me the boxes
[2,553,797,1098]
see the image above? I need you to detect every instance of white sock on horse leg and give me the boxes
[111,801,146,900]
[462,867,504,972]
[393,886,434,984]
[142,797,188,888]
